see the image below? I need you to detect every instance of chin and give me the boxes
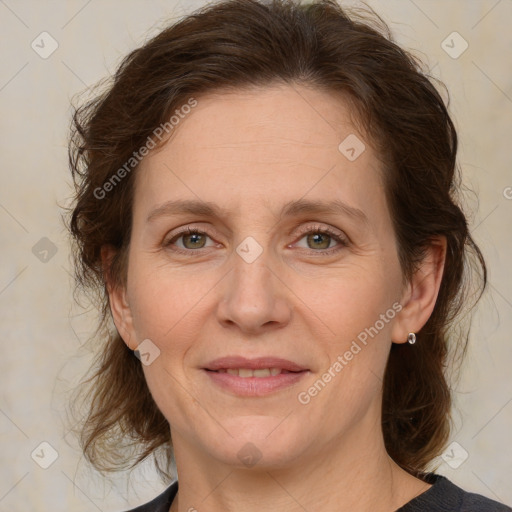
[202,415,311,470]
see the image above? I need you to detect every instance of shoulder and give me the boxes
[398,474,512,512]
[459,486,512,512]
[122,480,178,512]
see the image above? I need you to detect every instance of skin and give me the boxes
[106,83,446,512]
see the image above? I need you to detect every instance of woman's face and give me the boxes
[113,84,415,469]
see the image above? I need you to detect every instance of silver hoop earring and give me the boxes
[407,332,416,345]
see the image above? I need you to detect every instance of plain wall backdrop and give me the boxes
[1,0,511,510]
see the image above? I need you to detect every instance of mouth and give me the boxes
[207,367,300,377]
[204,355,307,372]
[203,356,309,396]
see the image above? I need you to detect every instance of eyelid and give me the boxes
[292,223,348,242]
[163,222,349,254]
[290,223,349,253]
[163,224,216,247]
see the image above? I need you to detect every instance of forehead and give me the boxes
[134,84,386,223]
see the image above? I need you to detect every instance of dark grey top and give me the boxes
[124,473,512,511]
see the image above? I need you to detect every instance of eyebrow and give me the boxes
[146,198,368,225]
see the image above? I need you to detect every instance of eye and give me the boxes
[163,224,348,256]
[164,227,216,253]
[293,224,348,254]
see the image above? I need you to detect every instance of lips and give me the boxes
[216,368,288,377]
[203,356,309,396]
[204,356,307,372]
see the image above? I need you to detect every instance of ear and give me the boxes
[391,236,447,344]
[101,245,136,350]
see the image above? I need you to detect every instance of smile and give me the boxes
[203,368,309,396]
[211,368,297,377]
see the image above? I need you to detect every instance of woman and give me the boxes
[67,0,511,510]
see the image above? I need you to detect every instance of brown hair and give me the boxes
[67,0,486,480]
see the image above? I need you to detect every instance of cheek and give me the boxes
[127,256,215,344]
[129,264,209,425]
[295,268,398,344]
[294,278,396,430]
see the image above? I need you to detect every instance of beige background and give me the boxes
[1,0,511,510]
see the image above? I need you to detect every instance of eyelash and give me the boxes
[163,224,348,256]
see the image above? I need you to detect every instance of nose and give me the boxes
[216,247,293,335]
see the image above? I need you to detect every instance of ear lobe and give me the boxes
[391,237,447,344]
[101,245,136,350]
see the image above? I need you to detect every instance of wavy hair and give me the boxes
[66,0,486,480]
